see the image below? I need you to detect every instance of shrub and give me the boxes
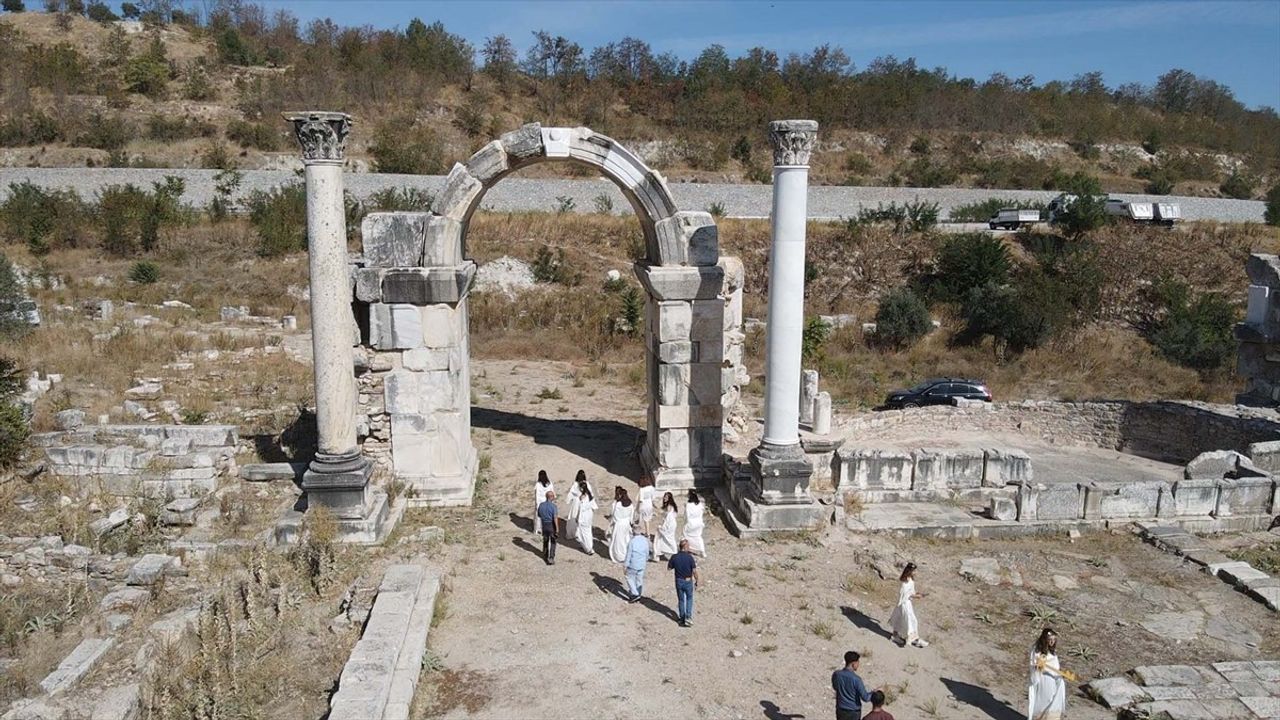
[531,245,580,286]
[215,27,261,66]
[1144,170,1175,195]
[932,233,1011,303]
[1267,183,1280,227]
[370,123,444,174]
[0,401,26,469]
[208,169,242,222]
[592,194,614,214]
[226,119,279,151]
[0,111,63,146]
[124,36,170,97]
[245,182,306,257]
[85,1,115,21]
[366,187,432,212]
[97,176,185,255]
[949,198,1046,223]
[554,196,575,214]
[1141,278,1236,371]
[2,0,25,11]
[873,287,931,349]
[200,141,233,170]
[707,201,725,218]
[128,260,159,284]
[76,112,131,151]
[908,136,930,155]
[847,200,937,234]
[1219,171,1256,200]
[973,157,1060,191]
[146,114,215,141]
[617,287,642,336]
[1051,172,1108,238]
[182,64,216,101]
[903,157,957,187]
[801,316,831,363]
[0,182,85,254]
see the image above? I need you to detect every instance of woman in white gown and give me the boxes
[571,472,597,554]
[533,470,553,534]
[607,486,635,563]
[636,477,656,541]
[888,562,928,648]
[654,492,679,560]
[1028,628,1068,720]
[681,490,706,557]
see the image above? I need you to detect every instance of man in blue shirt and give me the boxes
[537,490,558,565]
[831,650,874,720]
[624,526,650,602]
[667,539,699,627]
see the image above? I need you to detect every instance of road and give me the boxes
[0,167,1266,223]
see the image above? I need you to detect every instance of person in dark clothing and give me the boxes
[831,650,873,720]
[863,690,894,720]
[667,539,699,626]
[537,490,558,565]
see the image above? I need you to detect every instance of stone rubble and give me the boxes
[1137,523,1279,612]
[1087,660,1280,719]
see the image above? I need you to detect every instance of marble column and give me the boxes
[286,111,372,519]
[750,120,819,505]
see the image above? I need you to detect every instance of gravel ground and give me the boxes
[0,167,1266,223]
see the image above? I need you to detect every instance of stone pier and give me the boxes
[1236,253,1280,407]
[726,120,826,531]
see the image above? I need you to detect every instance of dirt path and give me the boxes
[413,360,1275,720]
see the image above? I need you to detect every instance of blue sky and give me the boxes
[253,1,1280,110]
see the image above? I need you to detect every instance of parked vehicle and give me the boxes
[881,378,992,409]
[1105,198,1155,222]
[1153,202,1181,226]
[1045,193,1080,225]
[987,208,1041,231]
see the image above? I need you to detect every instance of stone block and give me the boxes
[1169,479,1220,517]
[913,448,985,491]
[55,409,85,431]
[91,683,141,720]
[656,404,723,429]
[1133,665,1212,687]
[813,392,832,435]
[464,140,508,184]
[654,301,692,342]
[403,347,452,372]
[1184,450,1257,480]
[1247,439,1280,474]
[499,122,543,160]
[1217,563,1268,588]
[653,211,718,266]
[1036,483,1082,520]
[39,638,115,695]
[1242,697,1280,719]
[381,263,476,305]
[654,428,691,468]
[988,496,1017,521]
[422,215,463,267]
[655,341,694,364]
[1085,481,1162,519]
[353,268,384,302]
[390,413,436,470]
[370,303,424,350]
[126,554,178,586]
[633,264,725,300]
[239,462,302,482]
[983,448,1032,487]
[1087,676,1151,709]
[799,369,818,426]
[160,497,201,526]
[361,213,427,268]
[1217,476,1274,515]
[834,448,914,491]
[433,163,483,222]
[689,300,724,342]
[159,437,192,457]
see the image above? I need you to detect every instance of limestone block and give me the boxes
[54,409,84,431]
[988,496,1017,521]
[913,448,985,491]
[420,305,457,349]
[1086,481,1163,519]
[655,301,692,342]
[390,413,437,469]
[1036,483,1082,520]
[813,392,832,435]
[499,123,544,161]
[696,339,723,364]
[429,411,468,477]
[1184,450,1259,479]
[370,303,424,350]
[1246,284,1271,326]
[983,448,1033,487]
[423,216,463,267]
[633,264,725,301]
[689,300,723,342]
[1086,677,1151,709]
[1248,439,1280,473]
[656,341,694,364]
[91,683,141,720]
[361,213,427,268]
[654,428,691,468]
[384,370,420,415]
[656,404,723,429]
[800,369,819,425]
[540,126,575,158]
[126,554,177,586]
[1170,479,1220,517]
[39,637,115,695]
[464,140,508,184]
[433,163,483,222]
[418,370,457,414]
[381,263,477,305]
[159,437,192,456]
[690,426,721,467]
[653,211,718,266]
[569,130,611,164]
[834,448,913,491]
[163,425,237,448]
[1218,476,1275,515]
[353,268,384,302]
[403,347,452,372]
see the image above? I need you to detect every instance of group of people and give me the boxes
[531,470,707,626]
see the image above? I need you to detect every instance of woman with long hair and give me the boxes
[681,489,706,557]
[888,562,928,648]
[1028,628,1067,720]
[533,470,553,534]
[636,476,657,544]
[654,492,679,560]
[607,486,635,563]
[571,471,597,554]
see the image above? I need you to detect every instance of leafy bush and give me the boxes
[97,176,186,255]
[1144,170,1176,195]
[948,197,1046,222]
[245,182,306,257]
[1141,278,1236,371]
[200,141,233,170]
[2,0,26,11]
[847,199,938,234]
[128,260,159,284]
[973,157,1059,190]
[0,182,85,254]
[207,168,242,222]
[146,114,216,141]
[370,122,445,174]
[873,287,931,349]
[1219,171,1256,200]
[902,157,957,187]
[1267,183,1280,227]
[366,187,432,212]
[124,37,170,97]
[226,119,279,151]
[0,400,27,469]
[908,136,930,155]
[932,233,1011,303]
[182,64,216,101]
[76,112,131,151]
[531,245,580,286]
[86,1,115,21]
[1051,172,1108,238]
[0,111,63,146]
[801,316,831,363]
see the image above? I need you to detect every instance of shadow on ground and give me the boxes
[760,700,806,719]
[589,571,679,622]
[473,407,644,482]
[840,605,893,640]
[940,677,1023,720]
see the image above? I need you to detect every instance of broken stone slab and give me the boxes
[958,557,1003,585]
[1132,665,1220,687]
[361,212,428,268]
[39,637,115,695]
[124,382,162,399]
[54,409,85,431]
[125,554,178,586]
[633,264,725,300]
[147,605,199,645]
[160,498,201,526]
[1205,560,1254,579]
[1086,676,1151,709]
[1216,563,1269,588]
[104,614,132,632]
[1184,449,1264,479]
[499,122,543,160]
[1248,585,1280,610]
[1139,611,1205,642]
[98,587,151,612]
[1240,696,1280,718]
[89,508,129,538]
[380,263,477,305]
[0,698,66,720]
[988,496,1017,521]
[239,462,304,482]
[91,683,140,720]
[1181,549,1232,567]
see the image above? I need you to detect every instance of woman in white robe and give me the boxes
[654,492,679,560]
[607,487,635,563]
[1028,628,1067,720]
[636,478,656,540]
[888,562,928,648]
[571,472,597,554]
[681,490,706,557]
[533,470,553,534]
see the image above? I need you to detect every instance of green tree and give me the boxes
[873,287,931,349]
[801,316,831,363]
[120,1,138,18]
[1266,183,1280,227]
[932,233,1011,303]
[1219,171,1256,200]
[85,0,115,21]
[1052,172,1108,238]
[2,0,26,12]
[124,35,170,96]
[1142,279,1236,371]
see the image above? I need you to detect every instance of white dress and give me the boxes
[655,507,679,558]
[637,486,656,532]
[682,501,706,557]
[1028,650,1066,720]
[608,502,634,563]
[888,578,919,642]
[574,491,597,553]
[533,481,553,534]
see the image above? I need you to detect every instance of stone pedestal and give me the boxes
[1236,254,1280,406]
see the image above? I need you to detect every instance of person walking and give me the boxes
[570,473,597,554]
[636,476,656,543]
[624,524,650,603]
[654,492,679,560]
[537,490,558,565]
[863,691,894,720]
[889,562,928,648]
[668,538,699,627]
[533,470,553,534]
[831,650,873,720]
[681,489,706,557]
[607,487,635,563]
[1029,628,1072,720]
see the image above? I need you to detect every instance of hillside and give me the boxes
[0,8,1277,199]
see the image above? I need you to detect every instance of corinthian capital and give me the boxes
[767,119,819,167]
[283,111,352,164]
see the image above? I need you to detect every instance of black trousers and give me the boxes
[835,708,860,720]
[542,530,557,561]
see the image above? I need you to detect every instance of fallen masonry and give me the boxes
[1137,523,1280,612]
[1087,660,1280,719]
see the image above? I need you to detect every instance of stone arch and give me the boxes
[356,124,745,504]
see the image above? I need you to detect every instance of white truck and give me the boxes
[1152,202,1181,226]
[1047,193,1180,227]
[987,208,1042,231]
[1105,198,1155,222]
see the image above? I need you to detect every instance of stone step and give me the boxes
[39,638,115,695]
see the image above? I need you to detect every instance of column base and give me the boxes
[748,441,815,504]
[717,456,827,536]
[302,450,373,520]
[273,488,403,546]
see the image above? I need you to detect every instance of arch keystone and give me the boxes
[433,163,483,222]
[499,123,544,161]
[654,211,719,267]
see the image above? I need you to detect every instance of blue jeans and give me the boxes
[676,578,694,621]
[625,567,645,598]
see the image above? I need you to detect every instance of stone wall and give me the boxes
[30,424,237,499]
[834,446,1030,502]
[1014,476,1278,523]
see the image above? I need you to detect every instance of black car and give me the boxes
[881,378,992,409]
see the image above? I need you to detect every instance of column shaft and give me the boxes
[761,166,809,447]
